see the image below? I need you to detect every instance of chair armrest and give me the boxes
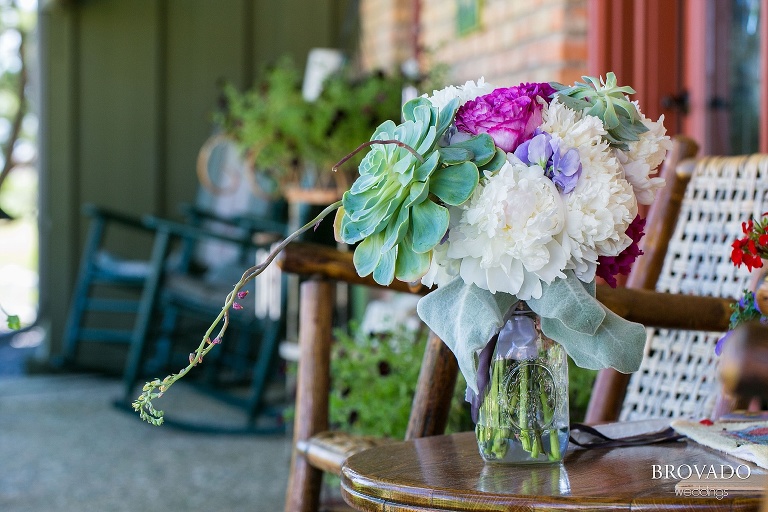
[279,242,421,294]
[279,241,735,331]
[180,204,288,237]
[142,214,280,249]
[82,203,155,232]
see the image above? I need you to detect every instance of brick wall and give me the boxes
[358,0,588,88]
[358,0,416,72]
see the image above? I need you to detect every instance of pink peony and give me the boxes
[455,82,555,152]
[596,216,646,287]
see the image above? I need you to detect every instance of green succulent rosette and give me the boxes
[335,96,503,286]
[551,71,648,150]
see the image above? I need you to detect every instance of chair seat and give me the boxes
[297,431,397,476]
[93,251,152,281]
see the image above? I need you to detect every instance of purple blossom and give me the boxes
[715,332,729,356]
[596,216,646,287]
[455,82,555,152]
[514,131,582,193]
[550,145,581,193]
[237,290,249,299]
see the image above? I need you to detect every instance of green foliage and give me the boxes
[568,358,597,422]
[6,314,19,330]
[313,70,407,170]
[329,323,425,438]
[219,57,314,184]
[551,72,648,150]
[729,290,763,330]
[327,321,597,434]
[218,57,406,193]
[329,321,471,438]
[0,302,20,330]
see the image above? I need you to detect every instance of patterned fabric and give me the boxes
[672,419,768,469]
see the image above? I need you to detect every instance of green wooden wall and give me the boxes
[38,0,351,361]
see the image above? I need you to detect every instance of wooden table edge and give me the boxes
[339,432,765,512]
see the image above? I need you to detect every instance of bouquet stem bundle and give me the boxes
[476,340,567,463]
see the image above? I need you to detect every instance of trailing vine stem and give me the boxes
[133,200,342,425]
[332,139,425,173]
[134,137,424,426]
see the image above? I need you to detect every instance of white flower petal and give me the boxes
[447,159,568,300]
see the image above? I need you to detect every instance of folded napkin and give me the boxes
[670,419,768,469]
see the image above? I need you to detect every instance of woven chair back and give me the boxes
[621,155,768,421]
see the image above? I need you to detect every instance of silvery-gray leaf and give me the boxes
[526,270,604,335]
[540,305,647,373]
[416,278,517,393]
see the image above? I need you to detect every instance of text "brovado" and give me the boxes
[652,464,752,480]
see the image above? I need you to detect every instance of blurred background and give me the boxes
[0,0,765,510]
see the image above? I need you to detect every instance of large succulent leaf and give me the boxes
[382,204,410,252]
[438,147,473,165]
[394,233,431,282]
[373,245,398,285]
[340,186,406,243]
[435,98,460,140]
[413,150,439,182]
[344,186,383,217]
[402,97,434,123]
[416,126,438,155]
[353,230,386,277]
[405,180,428,208]
[371,119,397,140]
[430,161,479,206]
[478,148,507,174]
[446,134,496,166]
[411,200,449,253]
[349,172,381,194]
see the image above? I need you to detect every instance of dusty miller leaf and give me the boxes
[416,278,517,393]
[526,271,604,335]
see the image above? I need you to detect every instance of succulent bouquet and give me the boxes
[134,73,671,436]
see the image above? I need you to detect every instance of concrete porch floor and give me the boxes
[0,337,295,512]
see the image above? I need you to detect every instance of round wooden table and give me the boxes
[341,431,766,511]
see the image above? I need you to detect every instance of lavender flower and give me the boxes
[455,83,555,152]
[514,131,582,193]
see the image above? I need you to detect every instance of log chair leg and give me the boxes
[285,279,335,512]
[584,368,632,424]
[405,331,459,440]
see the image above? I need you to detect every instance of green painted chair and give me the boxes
[62,135,290,432]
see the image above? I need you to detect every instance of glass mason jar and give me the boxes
[475,301,569,464]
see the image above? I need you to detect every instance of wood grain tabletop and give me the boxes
[341,431,766,511]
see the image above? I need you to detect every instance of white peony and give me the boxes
[616,105,672,205]
[540,98,638,281]
[423,78,494,111]
[445,158,568,300]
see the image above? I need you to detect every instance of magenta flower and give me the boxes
[455,82,555,152]
[596,216,646,287]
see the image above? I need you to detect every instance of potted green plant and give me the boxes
[218,57,406,203]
